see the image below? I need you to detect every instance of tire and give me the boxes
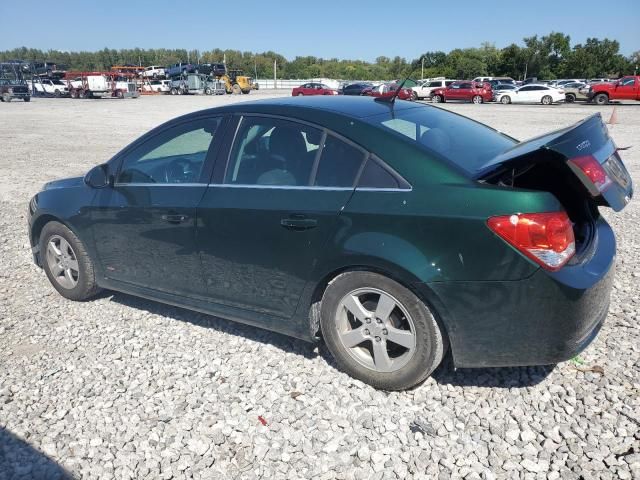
[2,93,12,102]
[594,93,609,105]
[541,95,552,105]
[171,88,178,95]
[204,87,212,95]
[500,95,511,104]
[472,95,483,104]
[116,90,124,99]
[232,84,242,95]
[432,95,443,103]
[565,93,575,103]
[241,89,250,94]
[54,89,61,98]
[82,90,91,99]
[23,96,30,102]
[39,221,100,301]
[412,91,418,101]
[320,271,445,390]
[297,92,304,96]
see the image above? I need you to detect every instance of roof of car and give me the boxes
[208,95,422,119]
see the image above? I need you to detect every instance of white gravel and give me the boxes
[1,93,639,479]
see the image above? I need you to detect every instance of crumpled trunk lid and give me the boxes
[476,113,633,212]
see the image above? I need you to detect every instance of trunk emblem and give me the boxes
[576,140,591,151]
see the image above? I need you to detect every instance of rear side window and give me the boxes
[314,135,365,187]
[358,157,407,189]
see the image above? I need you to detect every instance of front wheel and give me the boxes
[500,95,511,104]
[412,91,418,101]
[40,221,100,301]
[2,93,12,102]
[472,95,483,104]
[432,95,443,103]
[23,96,31,102]
[204,87,212,95]
[541,95,552,105]
[320,272,445,390]
[594,93,609,105]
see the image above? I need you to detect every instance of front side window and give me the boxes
[225,117,322,186]
[620,77,635,86]
[117,118,220,184]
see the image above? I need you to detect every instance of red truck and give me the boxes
[431,81,493,104]
[588,76,640,105]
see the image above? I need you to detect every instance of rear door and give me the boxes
[196,115,367,318]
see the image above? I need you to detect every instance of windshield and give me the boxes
[364,105,516,176]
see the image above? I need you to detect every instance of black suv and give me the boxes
[0,78,31,102]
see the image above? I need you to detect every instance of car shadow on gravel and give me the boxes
[0,427,74,479]
[430,355,556,389]
[106,292,320,360]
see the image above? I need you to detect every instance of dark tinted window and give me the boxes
[358,158,403,189]
[365,105,515,176]
[117,118,220,184]
[225,117,322,186]
[314,135,365,187]
[519,86,534,91]
[459,83,473,89]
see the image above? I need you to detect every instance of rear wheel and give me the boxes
[472,95,483,104]
[2,93,11,102]
[541,95,552,105]
[23,96,30,102]
[320,272,445,390]
[565,93,576,103]
[500,95,511,104]
[594,93,609,105]
[40,221,100,301]
[432,95,443,103]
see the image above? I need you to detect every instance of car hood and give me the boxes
[43,176,84,191]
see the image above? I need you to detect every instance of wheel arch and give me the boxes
[305,263,453,353]
[30,214,75,265]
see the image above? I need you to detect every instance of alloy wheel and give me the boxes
[46,235,79,289]
[335,288,417,373]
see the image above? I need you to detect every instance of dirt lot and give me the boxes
[0,93,638,479]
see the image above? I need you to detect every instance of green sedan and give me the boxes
[28,96,633,390]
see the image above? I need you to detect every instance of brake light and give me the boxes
[569,155,612,193]
[487,212,575,271]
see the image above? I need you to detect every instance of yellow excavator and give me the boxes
[218,69,256,94]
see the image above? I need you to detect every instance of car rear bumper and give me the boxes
[420,217,615,368]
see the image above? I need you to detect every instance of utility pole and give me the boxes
[421,57,424,80]
[274,59,277,89]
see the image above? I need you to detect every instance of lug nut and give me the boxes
[382,329,388,335]
[375,336,381,342]
[363,329,370,336]
[365,318,371,324]
[376,318,382,324]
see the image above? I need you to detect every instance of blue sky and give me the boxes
[2,0,638,60]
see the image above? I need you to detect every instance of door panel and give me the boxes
[197,187,352,317]
[89,116,223,296]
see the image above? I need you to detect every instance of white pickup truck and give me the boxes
[29,78,69,97]
[411,78,458,100]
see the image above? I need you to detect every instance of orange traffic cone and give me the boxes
[608,106,618,125]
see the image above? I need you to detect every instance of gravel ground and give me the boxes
[0,93,638,480]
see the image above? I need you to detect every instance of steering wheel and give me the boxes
[164,158,196,183]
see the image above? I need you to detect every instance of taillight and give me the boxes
[487,212,575,271]
[569,155,613,194]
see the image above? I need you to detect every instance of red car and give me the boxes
[292,82,338,96]
[361,83,414,101]
[588,76,640,105]
[431,81,493,104]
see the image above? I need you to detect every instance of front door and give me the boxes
[90,116,223,297]
[197,115,367,318]
[616,77,637,100]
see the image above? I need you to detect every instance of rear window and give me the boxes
[364,105,516,176]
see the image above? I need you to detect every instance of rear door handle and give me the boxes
[280,216,318,231]
[161,213,189,224]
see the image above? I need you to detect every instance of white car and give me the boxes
[495,84,565,105]
[411,78,458,100]
[29,78,69,96]
[143,66,166,78]
[142,79,171,93]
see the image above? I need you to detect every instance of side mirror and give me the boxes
[84,164,111,188]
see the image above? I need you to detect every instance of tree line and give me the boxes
[1,32,638,81]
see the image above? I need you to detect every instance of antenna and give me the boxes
[375,55,423,105]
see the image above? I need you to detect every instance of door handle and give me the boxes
[280,216,318,231]
[161,213,189,224]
